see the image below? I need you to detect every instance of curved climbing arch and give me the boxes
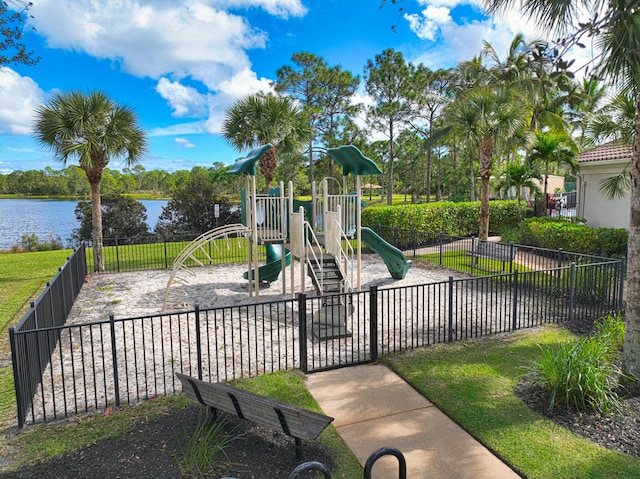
[162,224,250,310]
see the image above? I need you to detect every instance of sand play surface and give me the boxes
[67,255,462,324]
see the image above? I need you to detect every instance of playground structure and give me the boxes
[163,144,411,339]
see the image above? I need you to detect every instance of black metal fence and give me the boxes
[9,243,88,426]
[368,225,621,273]
[10,253,624,427]
[88,233,261,273]
[90,229,616,275]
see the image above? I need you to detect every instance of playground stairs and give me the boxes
[308,255,344,295]
[308,254,354,341]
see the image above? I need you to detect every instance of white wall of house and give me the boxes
[577,158,630,229]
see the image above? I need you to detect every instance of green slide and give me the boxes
[243,244,291,283]
[361,227,412,280]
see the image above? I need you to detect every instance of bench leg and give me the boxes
[205,405,218,426]
[295,437,302,461]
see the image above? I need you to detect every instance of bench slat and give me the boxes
[176,373,333,441]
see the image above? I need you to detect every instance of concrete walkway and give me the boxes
[305,363,522,479]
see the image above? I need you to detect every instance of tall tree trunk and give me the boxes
[308,140,314,187]
[469,152,476,202]
[623,100,640,393]
[478,139,493,241]
[90,180,104,272]
[387,126,394,206]
[259,146,277,192]
[426,147,432,203]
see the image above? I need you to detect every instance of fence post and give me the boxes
[109,314,121,407]
[439,231,443,266]
[194,305,203,380]
[617,258,626,313]
[569,262,576,322]
[164,238,169,270]
[298,294,308,373]
[115,237,120,273]
[470,237,476,275]
[9,327,25,428]
[369,286,378,362]
[511,269,519,331]
[448,277,454,343]
[412,229,417,258]
[509,242,515,274]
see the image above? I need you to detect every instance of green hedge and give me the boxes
[595,227,628,257]
[361,200,523,237]
[517,217,627,256]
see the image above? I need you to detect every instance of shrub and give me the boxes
[528,315,626,414]
[18,233,64,252]
[361,200,523,237]
[518,217,600,253]
[172,415,239,478]
[595,227,628,257]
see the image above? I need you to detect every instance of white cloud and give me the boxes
[405,6,453,41]
[31,1,264,81]
[156,78,208,117]
[149,122,207,136]
[0,69,45,135]
[216,0,307,18]
[416,0,482,7]
[20,0,309,146]
[175,137,196,148]
[404,2,557,70]
[202,67,274,134]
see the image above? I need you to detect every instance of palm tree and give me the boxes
[445,85,526,239]
[33,90,147,272]
[526,130,578,213]
[494,160,542,220]
[484,0,640,390]
[222,93,310,191]
[567,76,609,149]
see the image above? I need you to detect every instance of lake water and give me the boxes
[0,198,168,250]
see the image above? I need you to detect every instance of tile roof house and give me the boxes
[576,142,632,229]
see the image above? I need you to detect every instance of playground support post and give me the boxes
[356,174,362,291]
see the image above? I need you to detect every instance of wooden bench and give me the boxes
[473,241,514,262]
[176,373,334,460]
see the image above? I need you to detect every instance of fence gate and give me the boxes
[300,290,375,373]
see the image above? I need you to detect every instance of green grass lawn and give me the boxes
[0,250,74,428]
[0,250,74,348]
[385,326,640,479]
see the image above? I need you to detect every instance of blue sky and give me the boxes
[0,0,560,174]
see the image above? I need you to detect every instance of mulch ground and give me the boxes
[0,404,335,479]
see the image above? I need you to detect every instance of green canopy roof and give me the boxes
[326,145,382,176]
[227,144,273,176]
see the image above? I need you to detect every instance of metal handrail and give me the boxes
[329,217,354,293]
[303,220,325,294]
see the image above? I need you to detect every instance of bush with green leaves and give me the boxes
[528,315,626,414]
[595,227,628,257]
[16,232,64,252]
[506,217,628,257]
[172,415,239,478]
[362,200,523,237]
[517,217,600,253]
[73,194,150,243]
